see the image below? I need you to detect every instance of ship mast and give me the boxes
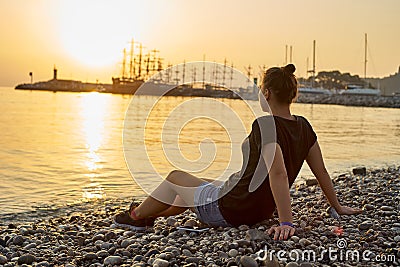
[145,53,150,79]
[307,40,316,87]
[137,43,143,79]
[129,39,135,80]
[182,60,186,84]
[192,66,197,85]
[364,33,368,80]
[222,58,227,87]
[202,55,206,89]
[285,45,288,65]
[122,48,127,79]
[230,62,234,89]
[214,61,219,86]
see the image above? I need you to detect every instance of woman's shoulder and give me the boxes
[252,115,275,128]
[294,115,313,127]
[252,115,314,130]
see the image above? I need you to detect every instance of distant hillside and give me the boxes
[298,70,373,89]
[367,67,400,96]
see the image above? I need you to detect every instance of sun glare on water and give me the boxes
[80,92,110,200]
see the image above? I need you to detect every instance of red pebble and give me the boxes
[332,226,344,236]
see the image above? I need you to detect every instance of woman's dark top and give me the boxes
[218,115,317,226]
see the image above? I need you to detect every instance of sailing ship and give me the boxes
[340,34,380,96]
[110,39,162,94]
[15,38,256,99]
[298,40,332,95]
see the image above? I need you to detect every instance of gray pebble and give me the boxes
[238,225,250,231]
[381,206,394,211]
[13,235,24,246]
[153,258,169,267]
[145,248,160,257]
[240,255,258,267]
[299,238,311,247]
[285,263,299,267]
[96,250,109,258]
[93,234,105,242]
[84,252,98,261]
[121,239,133,248]
[363,204,374,211]
[101,242,113,250]
[228,248,238,257]
[133,255,143,262]
[104,255,122,265]
[36,261,50,267]
[182,249,193,257]
[105,231,117,241]
[359,221,373,230]
[166,217,177,226]
[218,251,229,259]
[23,243,36,250]
[352,167,366,176]
[186,257,201,264]
[183,219,198,227]
[18,254,36,265]
[394,236,400,242]
[237,239,251,247]
[264,255,280,267]
[246,229,267,241]
[305,178,318,186]
[0,255,7,265]
[19,227,29,235]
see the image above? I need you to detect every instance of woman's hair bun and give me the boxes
[283,64,296,74]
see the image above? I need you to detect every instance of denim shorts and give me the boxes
[193,182,231,227]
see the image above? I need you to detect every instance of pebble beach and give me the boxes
[0,166,399,267]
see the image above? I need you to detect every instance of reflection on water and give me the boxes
[80,92,107,200]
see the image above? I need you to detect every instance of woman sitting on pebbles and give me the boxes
[114,63,361,240]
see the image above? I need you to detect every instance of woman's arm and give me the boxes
[262,143,295,240]
[306,141,361,215]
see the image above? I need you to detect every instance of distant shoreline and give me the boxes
[11,86,400,109]
[296,93,400,108]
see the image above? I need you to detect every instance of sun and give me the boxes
[56,1,142,68]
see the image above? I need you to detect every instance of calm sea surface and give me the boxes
[1,87,400,216]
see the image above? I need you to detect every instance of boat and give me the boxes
[298,40,332,95]
[298,86,333,95]
[340,85,380,96]
[15,38,256,99]
[111,40,161,95]
[340,34,380,96]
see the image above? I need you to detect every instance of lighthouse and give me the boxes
[53,65,58,80]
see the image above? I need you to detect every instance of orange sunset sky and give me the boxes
[0,0,399,86]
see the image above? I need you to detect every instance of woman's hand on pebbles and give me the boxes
[336,205,363,215]
[267,225,295,240]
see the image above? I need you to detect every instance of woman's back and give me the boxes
[218,115,316,226]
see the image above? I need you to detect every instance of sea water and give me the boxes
[1,87,399,216]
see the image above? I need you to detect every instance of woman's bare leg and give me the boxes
[153,196,187,217]
[153,177,223,217]
[134,170,207,218]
